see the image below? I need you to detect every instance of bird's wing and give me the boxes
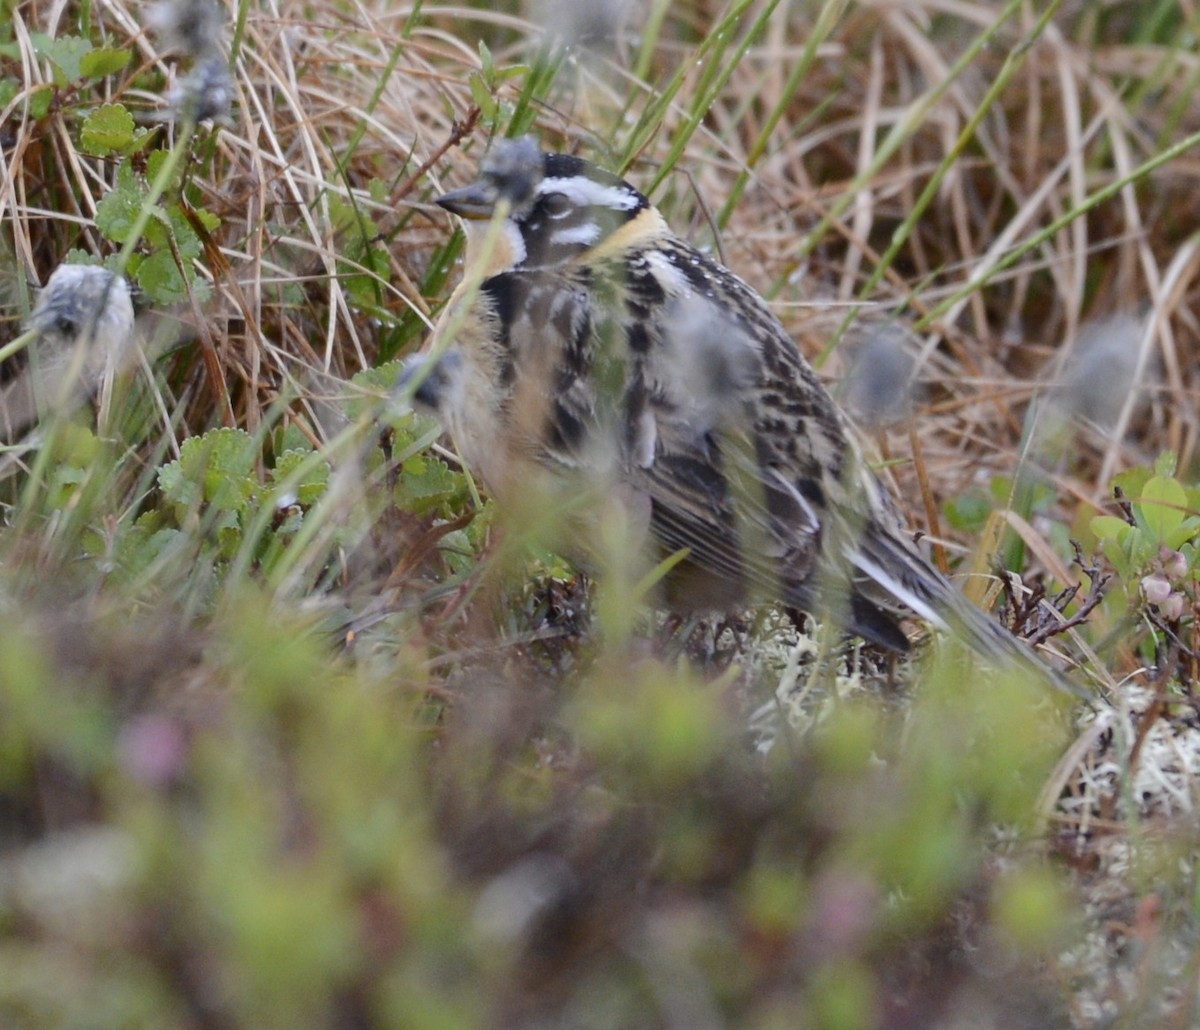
[612,255,916,649]
[621,281,831,604]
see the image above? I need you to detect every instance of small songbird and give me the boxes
[406,137,1084,697]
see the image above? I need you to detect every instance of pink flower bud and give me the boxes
[1160,547,1189,581]
[1143,574,1173,605]
[1161,593,1187,621]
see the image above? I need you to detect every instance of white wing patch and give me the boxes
[632,408,658,468]
[644,249,689,293]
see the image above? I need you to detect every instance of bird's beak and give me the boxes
[435,182,497,220]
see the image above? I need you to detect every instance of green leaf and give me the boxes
[351,360,406,394]
[159,428,259,518]
[136,249,189,304]
[1167,523,1200,551]
[1090,514,1135,578]
[193,430,257,491]
[468,72,497,119]
[33,33,92,84]
[328,194,379,242]
[494,63,528,83]
[943,492,993,533]
[1112,465,1152,504]
[1089,514,1133,543]
[436,528,476,575]
[988,475,1013,506]
[80,103,137,156]
[79,47,132,79]
[345,360,410,423]
[394,453,465,515]
[113,513,185,578]
[271,450,330,506]
[27,87,53,119]
[165,203,203,260]
[273,424,314,455]
[62,248,102,268]
[191,206,221,232]
[95,161,151,243]
[340,246,390,311]
[139,203,176,251]
[146,149,183,191]
[1135,475,1187,544]
[157,460,201,510]
[1154,451,1178,477]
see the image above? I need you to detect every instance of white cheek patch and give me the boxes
[539,177,641,211]
[550,223,602,247]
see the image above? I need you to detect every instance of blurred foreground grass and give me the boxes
[1,592,1078,1026]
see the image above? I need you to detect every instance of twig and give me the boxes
[1025,544,1111,646]
[389,107,483,208]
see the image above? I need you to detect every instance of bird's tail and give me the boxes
[851,530,1090,700]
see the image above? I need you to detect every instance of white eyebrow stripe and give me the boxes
[538,177,641,210]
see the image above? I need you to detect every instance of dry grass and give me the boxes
[3,0,1200,1025]
[8,2,1198,490]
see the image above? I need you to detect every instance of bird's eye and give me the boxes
[540,192,573,218]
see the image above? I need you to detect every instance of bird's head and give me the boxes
[435,138,659,271]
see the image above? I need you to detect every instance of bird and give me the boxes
[404,136,1086,698]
